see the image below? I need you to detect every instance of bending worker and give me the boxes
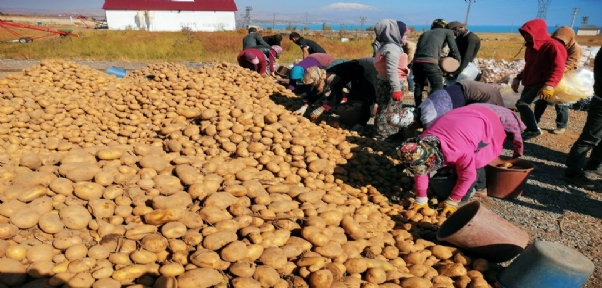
[398,103,525,215]
[392,80,504,129]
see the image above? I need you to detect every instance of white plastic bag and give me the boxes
[550,68,595,104]
[500,84,523,110]
[457,62,480,82]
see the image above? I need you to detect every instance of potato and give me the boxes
[0,200,27,217]
[401,277,431,288]
[27,261,55,278]
[0,223,18,239]
[141,234,168,253]
[49,178,74,196]
[125,224,158,240]
[439,263,467,277]
[92,278,121,288]
[97,148,124,160]
[431,245,453,260]
[59,205,92,230]
[88,245,110,260]
[111,265,147,281]
[189,249,229,270]
[159,263,185,277]
[0,258,27,286]
[253,265,280,287]
[259,247,287,269]
[177,268,223,288]
[130,249,158,264]
[341,216,366,240]
[309,269,334,288]
[59,162,101,182]
[232,277,262,288]
[344,258,368,274]
[221,241,248,262]
[229,261,256,278]
[10,208,40,229]
[472,258,490,272]
[66,244,89,261]
[144,208,184,225]
[202,231,237,250]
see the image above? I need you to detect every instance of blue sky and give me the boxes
[1,0,601,27]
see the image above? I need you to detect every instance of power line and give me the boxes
[536,0,551,20]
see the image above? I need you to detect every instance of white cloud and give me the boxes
[318,2,379,12]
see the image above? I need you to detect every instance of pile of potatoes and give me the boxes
[0,61,500,288]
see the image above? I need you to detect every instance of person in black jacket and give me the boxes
[446,21,481,82]
[412,19,461,106]
[563,48,602,190]
[289,32,326,59]
[263,34,283,46]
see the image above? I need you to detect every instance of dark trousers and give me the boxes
[461,167,486,201]
[412,62,444,106]
[516,85,543,131]
[534,100,569,129]
[565,95,602,176]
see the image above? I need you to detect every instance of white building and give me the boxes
[102,0,238,32]
[576,25,600,36]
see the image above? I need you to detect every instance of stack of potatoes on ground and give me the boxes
[0,60,499,288]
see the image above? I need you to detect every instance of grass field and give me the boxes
[0,28,601,63]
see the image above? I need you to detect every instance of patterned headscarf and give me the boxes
[398,135,445,176]
[389,107,416,128]
[303,66,328,94]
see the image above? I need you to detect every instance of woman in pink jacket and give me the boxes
[398,104,525,215]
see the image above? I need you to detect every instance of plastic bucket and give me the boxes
[485,156,535,199]
[429,175,457,201]
[437,201,529,263]
[497,241,595,288]
[105,66,127,78]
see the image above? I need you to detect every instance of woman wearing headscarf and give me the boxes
[373,19,410,140]
[282,57,323,92]
[389,80,504,130]
[237,45,283,76]
[533,26,583,135]
[398,104,525,215]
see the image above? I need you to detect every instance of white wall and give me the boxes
[577,30,599,36]
[105,10,236,32]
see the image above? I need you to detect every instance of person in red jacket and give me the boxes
[237,45,282,75]
[511,19,567,140]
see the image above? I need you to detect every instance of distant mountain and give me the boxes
[0,8,105,17]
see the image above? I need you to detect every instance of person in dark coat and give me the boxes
[242,27,270,50]
[289,32,326,59]
[446,21,481,81]
[263,34,283,46]
[563,48,602,190]
[293,58,377,129]
[412,19,461,106]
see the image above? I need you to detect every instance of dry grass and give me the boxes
[0,28,600,63]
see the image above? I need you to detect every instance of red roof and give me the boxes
[102,0,237,12]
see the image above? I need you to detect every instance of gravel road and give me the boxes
[1,59,601,287]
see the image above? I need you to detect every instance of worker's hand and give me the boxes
[438,198,459,217]
[292,105,308,116]
[511,78,520,93]
[537,85,554,101]
[409,202,429,211]
[310,106,326,121]
[391,91,403,101]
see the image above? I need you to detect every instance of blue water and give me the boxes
[256,24,563,34]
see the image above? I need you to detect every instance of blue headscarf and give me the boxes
[290,66,304,81]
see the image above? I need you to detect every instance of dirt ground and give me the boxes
[0,59,601,287]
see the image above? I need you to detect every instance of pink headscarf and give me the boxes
[243,50,260,64]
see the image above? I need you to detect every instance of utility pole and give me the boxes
[464,0,475,26]
[244,6,252,28]
[272,13,276,30]
[570,8,579,29]
[303,12,309,36]
[536,0,551,20]
[358,16,367,40]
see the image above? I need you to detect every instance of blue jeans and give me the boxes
[534,100,569,129]
[565,95,602,176]
[516,85,543,131]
